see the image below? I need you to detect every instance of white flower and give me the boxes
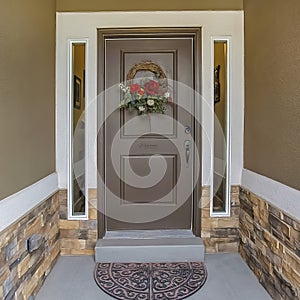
[119,83,130,93]
[164,92,170,98]
[147,99,155,106]
[138,106,145,112]
[119,83,126,92]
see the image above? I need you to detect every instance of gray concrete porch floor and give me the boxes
[36,253,272,300]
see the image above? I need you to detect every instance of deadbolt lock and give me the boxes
[185,126,191,134]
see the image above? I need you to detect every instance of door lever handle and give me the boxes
[184,140,191,167]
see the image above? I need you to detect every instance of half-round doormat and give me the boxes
[94,262,207,300]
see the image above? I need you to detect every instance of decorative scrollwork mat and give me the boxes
[94,262,207,300]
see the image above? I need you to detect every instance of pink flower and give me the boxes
[144,80,159,95]
[130,83,141,93]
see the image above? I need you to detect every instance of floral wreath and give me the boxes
[119,61,172,114]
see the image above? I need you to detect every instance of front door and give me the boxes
[98,29,201,235]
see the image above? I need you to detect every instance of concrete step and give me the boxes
[95,237,205,263]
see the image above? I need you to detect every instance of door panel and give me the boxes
[122,51,177,138]
[120,155,177,204]
[102,34,195,232]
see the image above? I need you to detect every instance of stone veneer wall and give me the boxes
[2,185,298,299]
[239,187,300,300]
[59,187,240,255]
[201,186,240,253]
[59,190,98,255]
[0,193,60,300]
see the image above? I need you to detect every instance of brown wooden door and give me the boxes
[99,30,199,233]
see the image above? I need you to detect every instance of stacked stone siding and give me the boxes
[239,187,300,300]
[2,185,299,300]
[0,193,60,300]
[201,186,240,253]
[59,189,97,255]
[59,186,241,255]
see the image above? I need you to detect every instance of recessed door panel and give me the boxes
[120,155,177,205]
[122,51,177,137]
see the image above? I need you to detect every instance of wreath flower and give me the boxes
[144,80,159,95]
[119,78,170,115]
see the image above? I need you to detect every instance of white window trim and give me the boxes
[67,38,89,220]
[210,36,232,217]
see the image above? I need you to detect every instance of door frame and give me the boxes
[97,28,202,238]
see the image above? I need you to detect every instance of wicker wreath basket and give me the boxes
[126,61,167,81]
[119,61,170,114]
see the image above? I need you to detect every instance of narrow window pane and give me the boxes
[213,41,229,213]
[71,43,86,216]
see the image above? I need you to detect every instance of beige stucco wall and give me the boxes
[56,0,243,12]
[0,0,56,199]
[244,0,300,190]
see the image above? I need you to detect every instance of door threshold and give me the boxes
[95,236,205,263]
[104,229,195,239]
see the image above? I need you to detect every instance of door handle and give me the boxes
[184,140,191,167]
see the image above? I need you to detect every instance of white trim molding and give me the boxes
[67,39,89,220]
[210,36,232,218]
[242,169,300,221]
[56,11,244,192]
[0,173,58,233]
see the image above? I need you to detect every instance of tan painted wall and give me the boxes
[244,0,300,190]
[0,0,56,199]
[56,0,243,12]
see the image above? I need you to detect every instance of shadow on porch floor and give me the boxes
[36,253,271,300]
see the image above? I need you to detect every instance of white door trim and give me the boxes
[56,11,244,212]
